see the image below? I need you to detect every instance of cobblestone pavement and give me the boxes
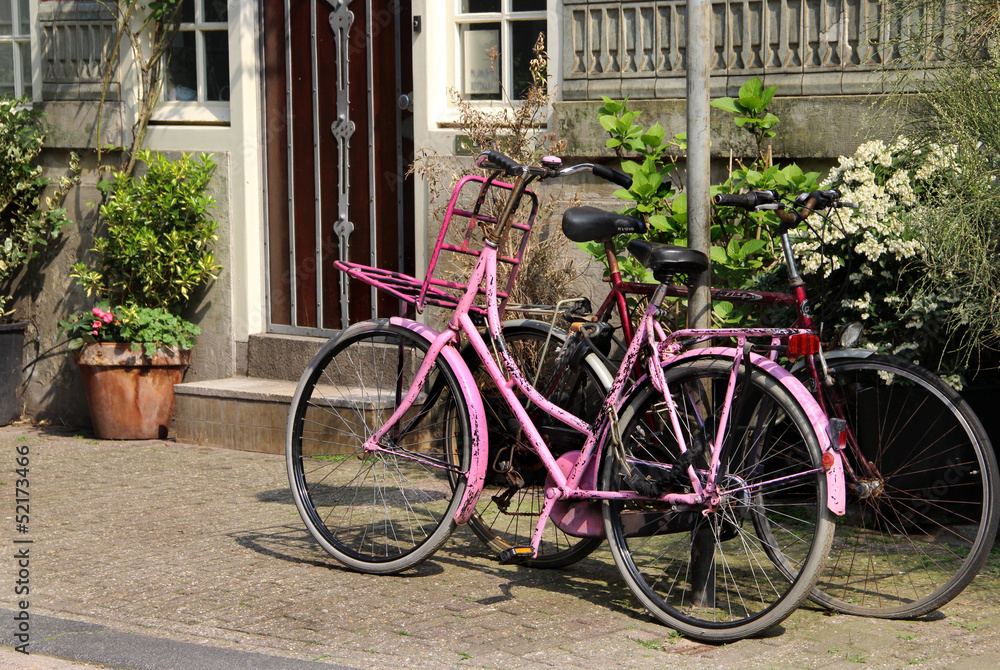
[2,424,1000,670]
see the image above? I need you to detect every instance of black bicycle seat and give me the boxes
[627,239,709,281]
[561,207,647,242]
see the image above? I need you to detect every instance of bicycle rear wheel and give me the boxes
[286,321,471,574]
[808,354,999,618]
[602,357,834,642]
[466,320,612,568]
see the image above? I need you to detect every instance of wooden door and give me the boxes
[261,0,414,334]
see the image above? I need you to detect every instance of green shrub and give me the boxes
[0,96,77,318]
[70,149,221,311]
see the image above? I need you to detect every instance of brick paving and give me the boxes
[2,424,1000,669]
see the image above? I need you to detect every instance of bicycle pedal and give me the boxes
[497,546,534,565]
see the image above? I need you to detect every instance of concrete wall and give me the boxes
[552,96,894,163]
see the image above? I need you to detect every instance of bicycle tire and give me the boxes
[286,320,471,574]
[806,354,1000,618]
[465,320,613,568]
[601,357,835,642]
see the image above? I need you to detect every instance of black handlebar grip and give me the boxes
[713,190,778,209]
[485,151,522,175]
[593,164,633,190]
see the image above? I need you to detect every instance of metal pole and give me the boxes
[686,0,716,603]
[686,0,713,330]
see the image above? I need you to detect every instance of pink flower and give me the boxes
[92,321,102,330]
[91,330,99,336]
[91,307,114,323]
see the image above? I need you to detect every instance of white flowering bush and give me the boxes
[794,137,971,382]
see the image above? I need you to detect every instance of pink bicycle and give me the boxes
[285,152,847,641]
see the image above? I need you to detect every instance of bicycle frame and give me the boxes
[357,177,845,558]
[586,220,882,489]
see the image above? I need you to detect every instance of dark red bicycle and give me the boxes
[469,186,999,621]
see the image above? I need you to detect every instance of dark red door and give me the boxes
[262,0,414,334]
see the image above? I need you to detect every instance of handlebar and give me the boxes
[713,188,857,233]
[715,189,852,212]
[713,190,781,208]
[476,150,633,189]
[593,164,633,189]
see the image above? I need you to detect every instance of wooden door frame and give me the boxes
[261,0,413,336]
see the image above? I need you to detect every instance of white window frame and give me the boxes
[0,0,38,100]
[453,0,548,104]
[153,0,231,124]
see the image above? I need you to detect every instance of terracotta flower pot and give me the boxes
[75,343,192,440]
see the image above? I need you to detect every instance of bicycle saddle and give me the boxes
[561,207,647,242]
[627,239,709,281]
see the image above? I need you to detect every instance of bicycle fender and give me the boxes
[788,347,875,376]
[389,317,488,524]
[664,348,846,516]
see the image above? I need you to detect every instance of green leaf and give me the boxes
[710,246,729,264]
[641,123,666,149]
[710,97,743,115]
[713,301,735,318]
[759,85,778,109]
[620,160,642,176]
[726,237,742,261]
[741,238,767,256]
[671,191,688,215]
[599,115,620,133]
[648,214,672,232]
[738,77,764,110]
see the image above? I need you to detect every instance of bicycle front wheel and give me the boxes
[286,321,471,574]
[602,357,834,642]
[467,320,612,568]
[809,354,999,618]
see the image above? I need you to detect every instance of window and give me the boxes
[159,0,229,122]
[456,0,546,101]
[0,0,32,98]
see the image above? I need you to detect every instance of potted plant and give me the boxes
[59,149,220,439]
[1,96,78,425]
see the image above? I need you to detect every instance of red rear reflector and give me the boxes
[788,333,821,358]
[822,452,835,470]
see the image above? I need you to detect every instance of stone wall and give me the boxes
[560,0,946,101]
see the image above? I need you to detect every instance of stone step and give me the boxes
[173,377,297,454]
[173,375,394,454]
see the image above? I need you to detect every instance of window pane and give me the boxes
[461,22,501,100]
[461,0,499,13]
[511,19,546,98]
[203,0,227,24]
[164,31,198,100]
[18,0,29,34]
[512,0,546,11]
[204,29,229,101]
[19,38,29,97]
[0,43,14,96]
[1,1,12,37]
[181,0,195,23]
